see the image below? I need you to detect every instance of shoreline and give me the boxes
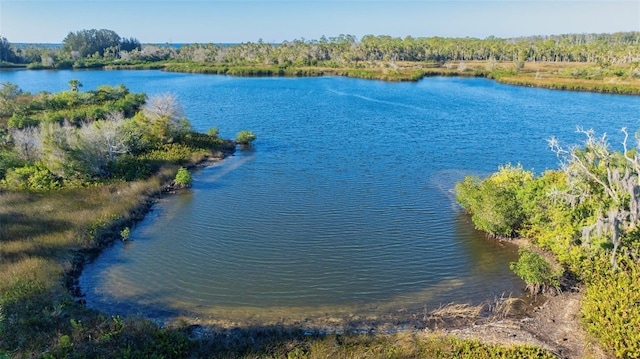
[4,62,640,96]
[68,177,596,358]
[59,146,602,357]
[65,140,236,302]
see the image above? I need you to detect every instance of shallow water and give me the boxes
[6,70,640,323]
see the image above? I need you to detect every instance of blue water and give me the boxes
[4,69,639,323]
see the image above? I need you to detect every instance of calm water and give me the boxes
[4,69,640,323]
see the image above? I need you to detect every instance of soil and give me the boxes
[439,238,609,359]
[443,289,608,359]
[182,289,608,359]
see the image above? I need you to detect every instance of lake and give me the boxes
[4,69,640,325]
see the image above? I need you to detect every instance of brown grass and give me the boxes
[430,302,485,320]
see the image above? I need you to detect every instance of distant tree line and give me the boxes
[1,30,639,69]
[0,29,141,68]
[62,29,141,58]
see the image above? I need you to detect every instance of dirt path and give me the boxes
[444,290,608,359]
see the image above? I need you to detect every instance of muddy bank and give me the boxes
[446,288,607,359]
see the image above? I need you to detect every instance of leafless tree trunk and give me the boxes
[549,126,640,270]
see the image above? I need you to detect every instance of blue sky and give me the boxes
[1,1,639,44]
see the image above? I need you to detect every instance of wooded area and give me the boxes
[2,31,638,66]
[4,29,639,94]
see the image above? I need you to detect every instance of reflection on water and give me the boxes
[5,71,635,324]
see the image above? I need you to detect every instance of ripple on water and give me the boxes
[68,73,640,324]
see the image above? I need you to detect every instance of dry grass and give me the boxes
[430,303,485,320]
[0,176,167,353]
[490,296,528,319]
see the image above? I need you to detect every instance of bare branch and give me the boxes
[142,93,185,122]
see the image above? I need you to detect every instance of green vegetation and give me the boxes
[2,31,640,93]
[0,83,556,357]
[120,226,131,241]
[455,164,532,237]
[509,248,562,295]
[581,259,640,358]
[0,82,234,189]
[62,29,141,59]
[173,167,193,188]
[236,130,257,145]
[456,127,640,358]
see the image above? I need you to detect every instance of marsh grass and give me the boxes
[430,303,485,320]
[490,296,529,319]
[0,175,167,355]
[161,59,640,94]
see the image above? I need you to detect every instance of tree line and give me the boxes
[1,30,639,69]
[0,29,141,67]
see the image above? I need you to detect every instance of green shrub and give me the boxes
[120,227,131,241]
[207,127,219,138]
[455,164,532,237]
[2,164,61,191]
[509,248,562,295]
[174,167,192,188]
[236,130,257,145]
[144,143,194,164]
[0,150,22,180]
[108,154,153,181]
[7,113,38,129]
[582,259,640,358]
[179,131,224,150]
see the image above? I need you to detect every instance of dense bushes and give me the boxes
[456,128,640,358]
[3,83,146,129]
[236,130,257,145]
[173,167,192,188]
[0,84,233,190]
[509,248,562,295]
[455,163,532,237]
[581,258,640,358]
[3,164,60,191]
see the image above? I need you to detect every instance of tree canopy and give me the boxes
[0,36,17,63]
[1,31,638,68]
[62,29,141,58]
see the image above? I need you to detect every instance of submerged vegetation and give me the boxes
[2,30,640,93]
[456,128,640,358]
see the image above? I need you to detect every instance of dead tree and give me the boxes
[549,127,640,270]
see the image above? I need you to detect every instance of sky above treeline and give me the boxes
[1,0,639,44]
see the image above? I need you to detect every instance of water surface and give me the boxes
[6,70,640,323]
